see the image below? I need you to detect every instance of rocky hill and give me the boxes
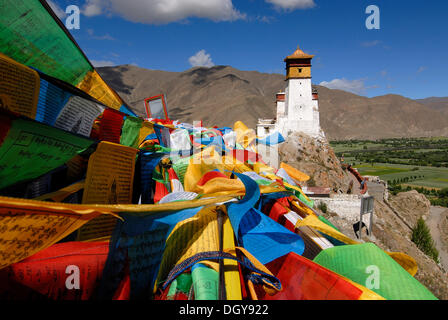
[387,191,431,228]
[278,132,353,193]
[98,64,448,140]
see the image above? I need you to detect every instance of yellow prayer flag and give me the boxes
[76,70,123,110]
[222,207,243,300]
[156,206,221,286]
[280,162,310,182]
[78,141,138,241]
[295,214,359,245]
[0,53,40,119]
[138,121,155,147]
[386,252,418,277]
[0,196,113,269]
[233,121,257,148]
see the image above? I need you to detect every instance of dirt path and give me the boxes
[427,206,448,271]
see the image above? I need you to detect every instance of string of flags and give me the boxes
[0,0,438,300]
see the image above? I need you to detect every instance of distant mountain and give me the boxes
[98,65,448,140]
[416,97,448,114]
[318,89,448,140]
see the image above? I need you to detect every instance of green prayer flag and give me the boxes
[191,263,219,300]
[0,117,94,189]
[120,117,142,148]
[0,0,93,86]
[313,243,438,300]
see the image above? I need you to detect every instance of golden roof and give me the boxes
[284,45,315,60]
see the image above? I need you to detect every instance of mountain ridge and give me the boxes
[97,65,448,140]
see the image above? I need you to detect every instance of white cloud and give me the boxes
[87,29,116,41]
[189,50,215,68]
[257,15,274,23]
[83,0,103,17]
[361,40,381,47]
[266,0,316,10]
[82,0,245,24]
[91,60,116,67]
[47,0,66,19]
[319,78,367,95]
[417,66,427,74]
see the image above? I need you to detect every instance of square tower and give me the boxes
[276,45,324,138]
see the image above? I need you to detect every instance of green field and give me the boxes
[331,142,384,153]
[331,137,448,190]
[355,163,448,190]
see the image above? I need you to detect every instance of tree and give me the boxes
[318,202,328,214]
[411,218,439,263]
[439,188,448,198]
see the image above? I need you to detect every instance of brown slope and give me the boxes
[416,97,448,113]
[98,65,448,140]
[318,88,448,140]
[98,64,284,127]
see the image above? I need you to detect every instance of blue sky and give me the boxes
[49,0,448,99]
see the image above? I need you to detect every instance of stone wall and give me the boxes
[313,194,363,223]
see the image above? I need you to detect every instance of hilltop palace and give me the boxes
[257,45,325,140]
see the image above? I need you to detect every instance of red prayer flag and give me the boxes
[258,252,363,300]
[0,242,109,300]
[99,109,125,143]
